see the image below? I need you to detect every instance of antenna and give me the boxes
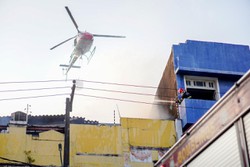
[116,104,121,118]
[24,104,31,124]
[113,104,121,125]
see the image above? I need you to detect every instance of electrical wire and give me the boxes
[76,86,173,99]
[76,93,158,105]
[0,79,226,111]
[77,79,174,90]
[0,79,177,91]
[0,89,212,110]
[75,93,212,110]
[0,86,70,93]
[0,79,69,85]
[0,91,212,110]
[0,156,45,167]
[75,80,227,95]
[0,79,228,95]
[0,84,220,110]
[0,93,68,101]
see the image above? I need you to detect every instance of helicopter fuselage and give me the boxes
[66,32,95,74]
[74,32,94,55]
[51,6,125,76]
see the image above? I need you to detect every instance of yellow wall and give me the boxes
[0,118,176,167]
[0,125,64,166]
[121,118,176,147]
[70,124,123,167]
[121,118,176,167]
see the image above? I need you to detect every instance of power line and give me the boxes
[78,79,227,95]
[0,93,68,101]
[0,85,173,99]
[75,93,212,110]
[0,79,228,95]
[77,85,226,99]
[76,86,173,99]
[77,79,167,89]
[0,79,68,85]
[0,86,70,93]
[0,91,212,110]
[0,79,177,91]
[0,82,227,108]
[0,84,223,110]
[0,156,45,167]
[0,83,227,98]
[0,79,228,110]
[76,93,158,105]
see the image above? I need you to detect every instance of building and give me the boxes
[155,65,250,167]
[0,112,98,136]
[154,40,250,166]
[156,40,250,132]
[0,113,176,166]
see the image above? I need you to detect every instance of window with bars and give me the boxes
[185,76,219,100]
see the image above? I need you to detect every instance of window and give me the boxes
[186,80,191,86]
[209,82,214,88]
[185,76,219,100]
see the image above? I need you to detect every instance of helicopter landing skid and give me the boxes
[59,64,81,78]
[59,64,81,69]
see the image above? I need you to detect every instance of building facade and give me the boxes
[156,40,250,132]
[0,117,176,167]
[155,66,250,167]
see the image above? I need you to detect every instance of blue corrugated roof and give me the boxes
[0,114,98,126]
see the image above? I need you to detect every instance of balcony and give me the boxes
[179,98,217,131]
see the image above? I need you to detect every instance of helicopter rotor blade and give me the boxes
[50,35,76,50]
[93,34,126,38]
[65,6,80,33]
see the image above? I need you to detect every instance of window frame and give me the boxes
[184,75,220,100]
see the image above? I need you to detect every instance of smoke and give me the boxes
[148,97,176,120]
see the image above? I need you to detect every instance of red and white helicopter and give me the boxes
[50,6,125,75]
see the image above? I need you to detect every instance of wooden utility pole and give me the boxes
[63,80,76,167]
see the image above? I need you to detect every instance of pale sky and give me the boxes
[0,0,249,123]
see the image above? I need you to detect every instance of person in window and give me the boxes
[176,88,191,104]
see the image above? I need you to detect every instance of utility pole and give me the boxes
[63,80,76,167]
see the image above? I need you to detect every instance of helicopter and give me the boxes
[50,6,125,75]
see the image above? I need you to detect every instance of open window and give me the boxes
[184,76,219,100]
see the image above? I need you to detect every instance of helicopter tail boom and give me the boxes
[93,34,125,38]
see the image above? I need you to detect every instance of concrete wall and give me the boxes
[156,52,178,119]
[0,118,176,167]
[120,118,176,167]
[0,125,64,166]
